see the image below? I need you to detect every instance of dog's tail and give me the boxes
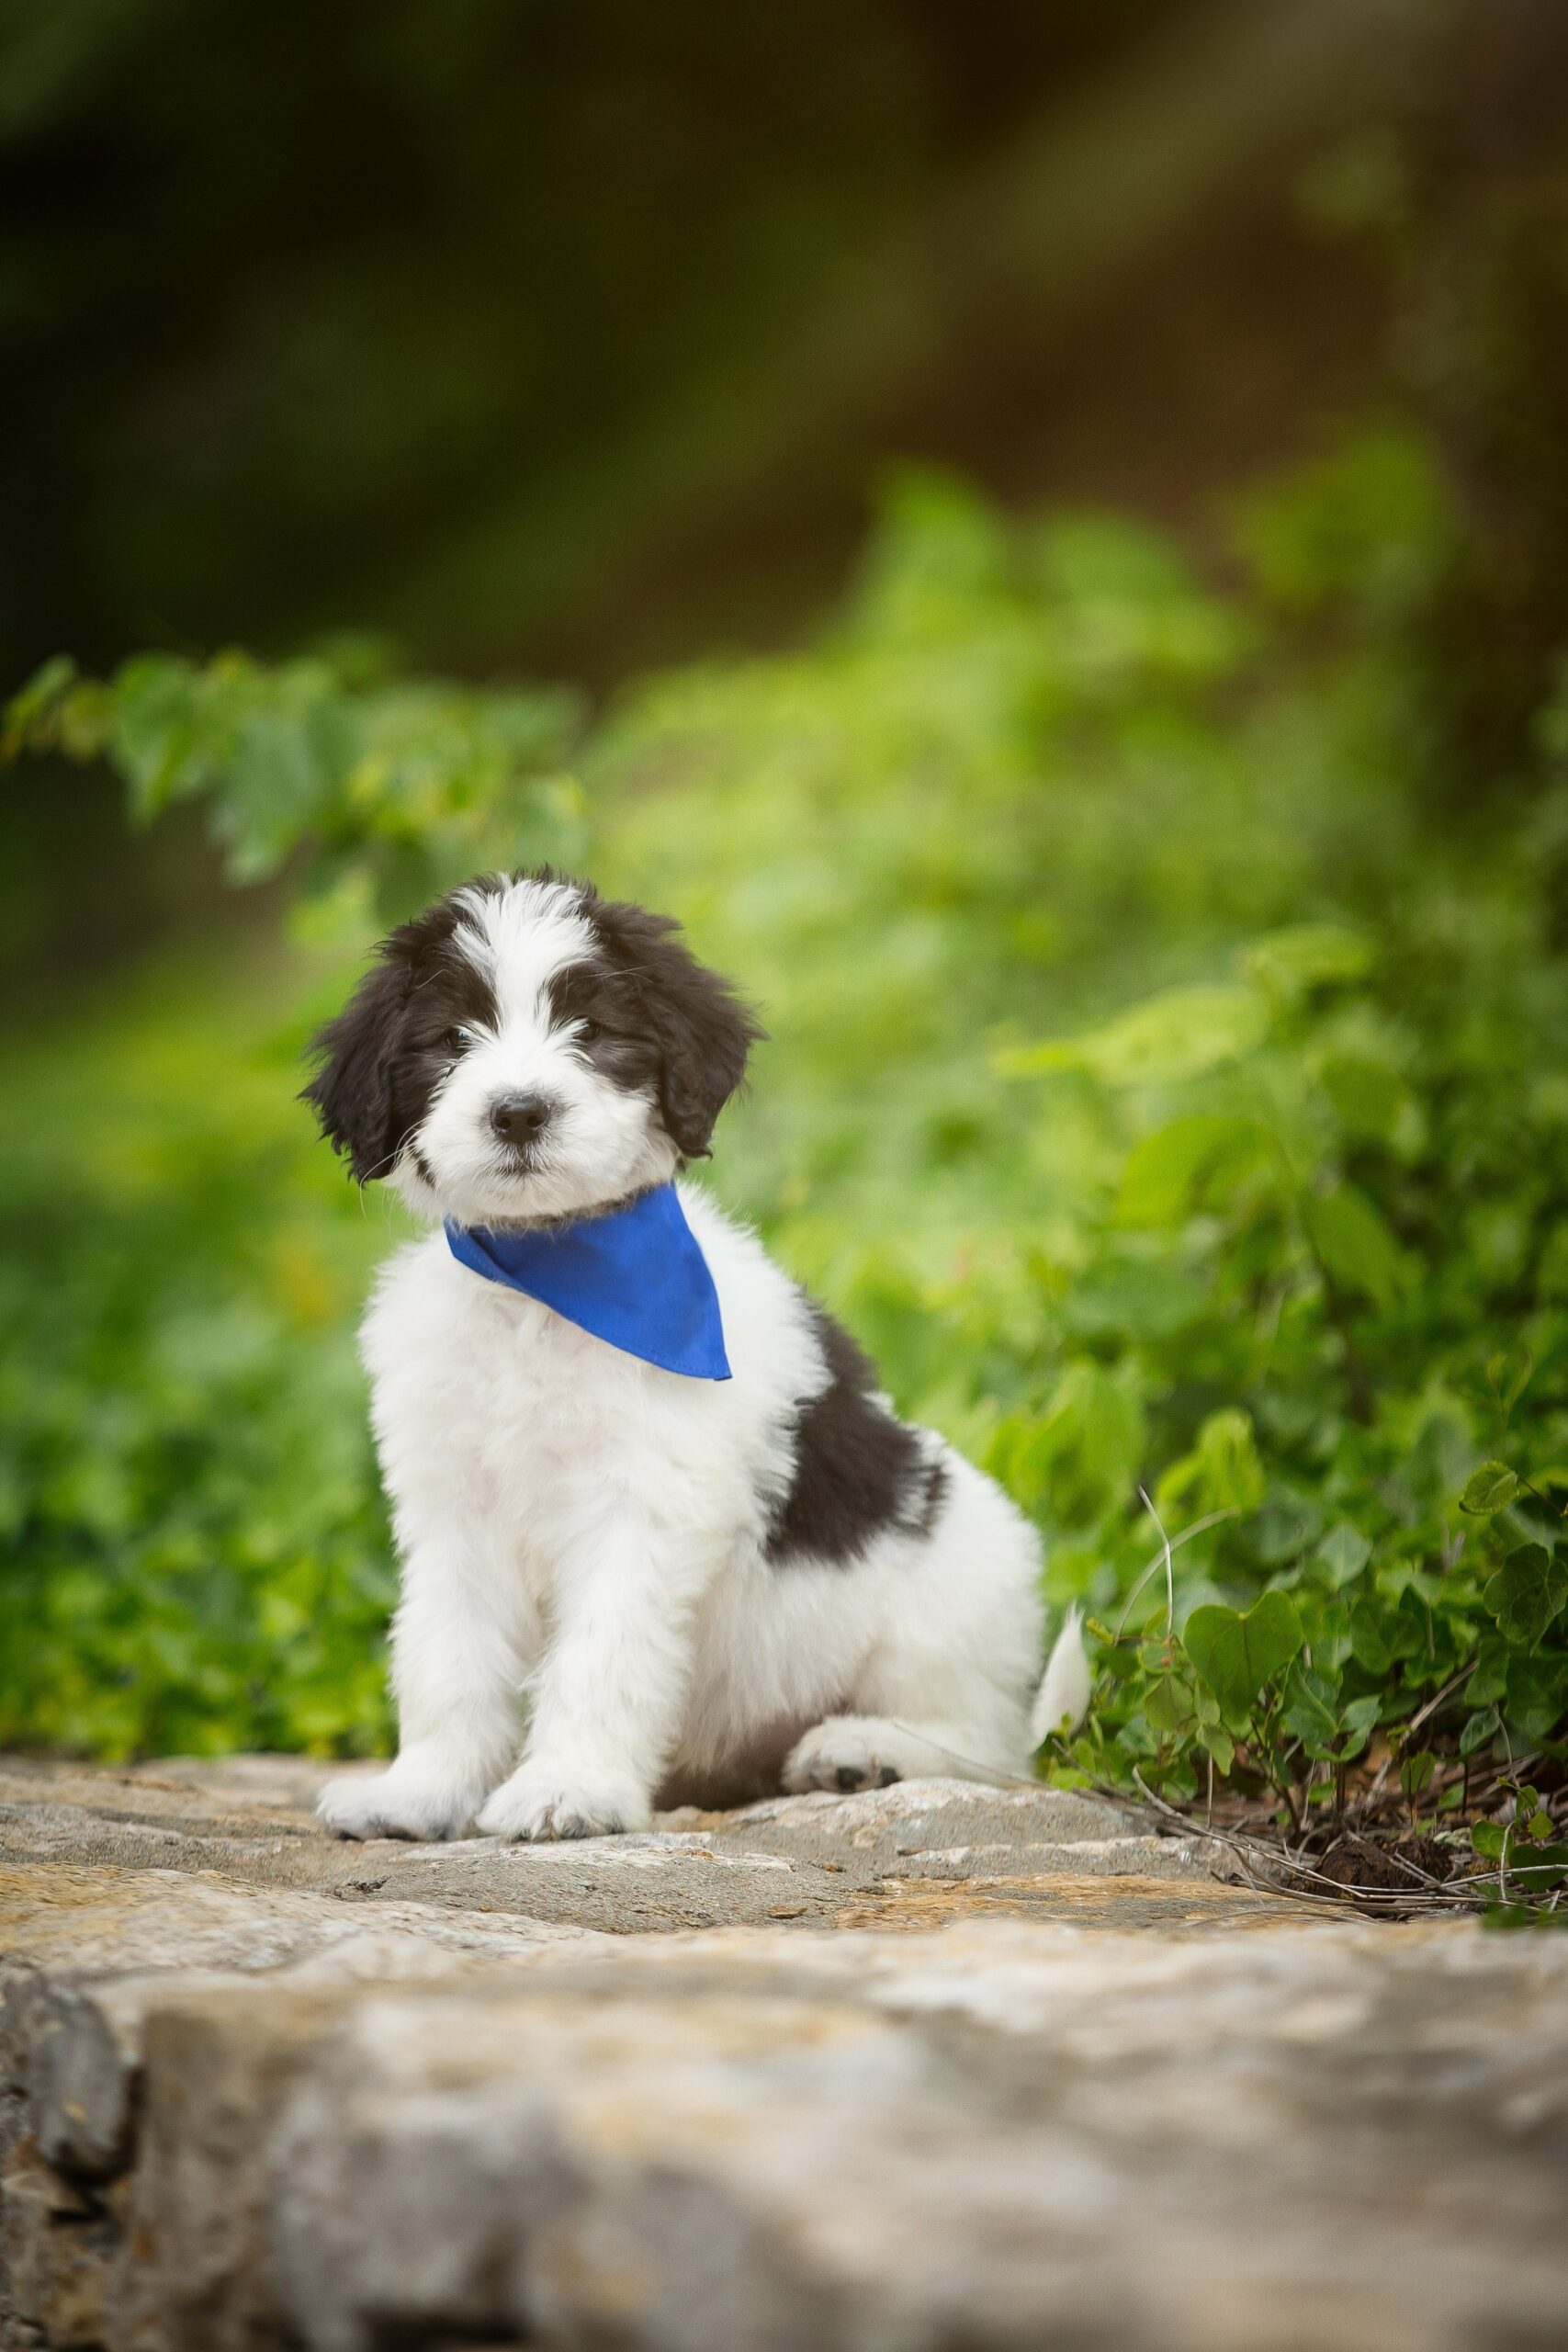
[1031,1607,1092,1747]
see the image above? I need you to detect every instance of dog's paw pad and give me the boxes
[833,1761,898,1792]
[784,1726,904,1796]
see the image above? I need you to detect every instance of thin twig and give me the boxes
[1123,1770,1478,1916]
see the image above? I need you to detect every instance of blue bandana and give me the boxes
[444,1183,731,1380]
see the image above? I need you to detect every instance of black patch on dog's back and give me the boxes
[764,1303,948,1567]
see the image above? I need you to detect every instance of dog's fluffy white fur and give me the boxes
[306,871,1087,1841]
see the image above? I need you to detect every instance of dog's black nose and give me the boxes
[489,1093,553,1153]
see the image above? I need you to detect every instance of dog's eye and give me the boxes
[441,1028,467,1057]
[577,1019,602,1045]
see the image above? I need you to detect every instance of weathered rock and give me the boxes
[1,2135,119,2350]
[6,1758,1563,2352]
[0,1760,1259,1939]
[1,1863,609,2187]
[251,1921,1568,2352]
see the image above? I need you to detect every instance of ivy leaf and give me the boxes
[1483,1544,1568,1648]
[1505,1650,1567,1743]
[1460,1461,1520,1516]
[1458,1704,1500,1757]
[1508,1844,1568,1890]
[1466,1640,1512,1707]
[1142,1676,1189,1734]
[1282,1662,1339,1754]
[1316,1521,1371,1587]
[1472,1821,1507,1864]
[1348,1598,1393,1677]
[1183,1591,1303,1723]
[1198,1722,1235,1773]
[1339,1695,1381,1759]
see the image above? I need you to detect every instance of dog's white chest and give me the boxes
[364,1234,713,1589]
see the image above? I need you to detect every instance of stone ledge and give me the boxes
[0,1759,1237,1935]
[4,1759,1564,2351]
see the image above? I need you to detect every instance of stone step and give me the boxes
[0,1758,1247,1935]
[4,1760,1564,2352]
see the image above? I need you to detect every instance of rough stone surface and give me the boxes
[3,1756,1565,2352]
[4,1864,604,2183]
[0,1757,1242,1934]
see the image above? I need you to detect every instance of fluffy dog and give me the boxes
[308,869,1088,1840]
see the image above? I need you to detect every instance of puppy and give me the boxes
[307,869,1088,1840]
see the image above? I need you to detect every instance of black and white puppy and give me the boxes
[307,869,1087,1840]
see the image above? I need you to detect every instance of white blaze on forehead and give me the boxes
[450,877,597,1034]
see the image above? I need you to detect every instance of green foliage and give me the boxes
[1183,1594,1303,1727]
[1472,1784,1568,1904]
[6,648,586,925]
[1033,876,1568,1819]
[0,967,402,1756]
[1461,1462,1521,1516]
[5,428,1568,1848]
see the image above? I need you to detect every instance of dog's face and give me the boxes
[303,871,761,1226]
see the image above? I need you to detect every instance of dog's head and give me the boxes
[302,870,762,1224]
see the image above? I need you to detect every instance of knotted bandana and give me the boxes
[444,1183,731,1380]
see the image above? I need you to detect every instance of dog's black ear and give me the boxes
[301,954,412,1183]
[592,897,764,1159]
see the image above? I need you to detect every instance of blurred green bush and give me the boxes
[6,430,1567,1869]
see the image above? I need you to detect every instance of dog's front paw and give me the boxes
[783,1720,902,1795]
[476,1759,649,1842]
[317,1763,476,1843]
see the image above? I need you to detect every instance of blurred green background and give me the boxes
[5,0,1568,1813]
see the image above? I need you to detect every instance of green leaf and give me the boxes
[1508,1844,1568,1890]
[1142,1676,1189,1734]
[1303,1182,1408,1309]
[1113,1114,1268,1228]
[1483,1544,1568,1648]
[1002,983,1268,1088]
[1460,1461,1520,1516]
[1060,1259,1207,1340]
[1504,1649,1568,1741]
[109,652,213,818]
[1242,922,1373,998]
[1316,1521,1371,1587]
[1198,1722,1235,1773]
[1283,1662,1339,1752]
[1466,1639,1513,1707]
[1472,1821,1507,1863]
[1318,1053,1407,1144]
[1183,1591,1303,1724]
[1338,1694,1381,1759]
[1458,1704,1500,1757]
[1348,1598,1393,1677]
[1158,1408,1265,1518]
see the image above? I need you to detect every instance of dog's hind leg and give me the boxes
[782,1712,1014,1792]
[782,1610,1090,1793]
[781,1450,1048,1796]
